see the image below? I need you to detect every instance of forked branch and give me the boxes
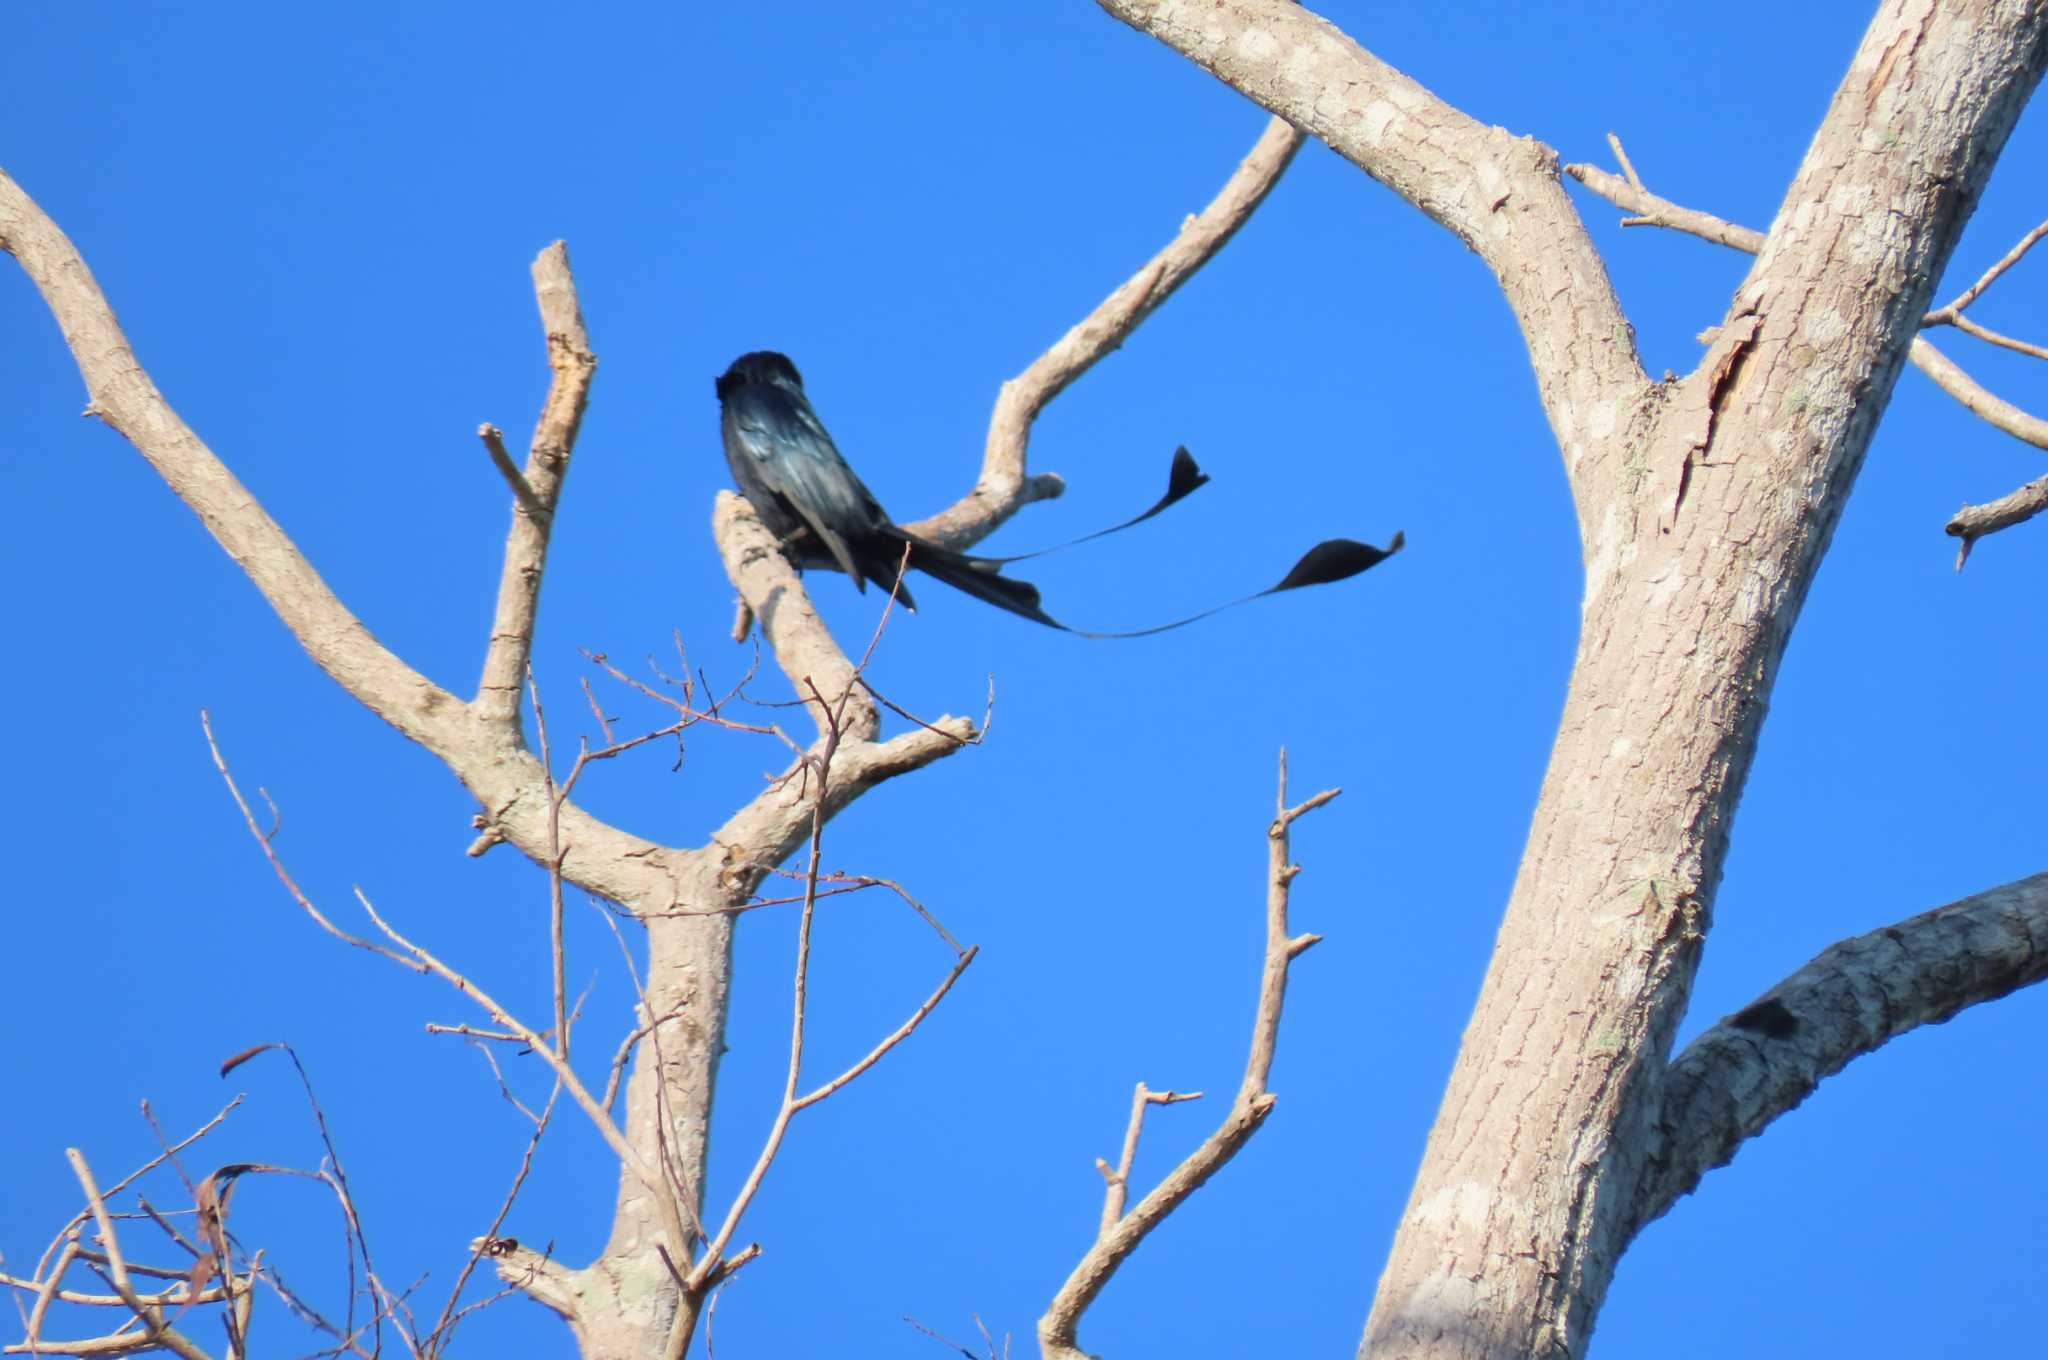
[1038,750,1333,1360]
[1565,144,2048,561]
[476,248,598,732]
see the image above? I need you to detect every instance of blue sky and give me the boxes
[3,4,2043,1356]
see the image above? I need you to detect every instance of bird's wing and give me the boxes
[723,385,889,588]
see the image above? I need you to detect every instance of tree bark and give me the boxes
[1363,7,2048,1357]
[1098,1,2047,1355]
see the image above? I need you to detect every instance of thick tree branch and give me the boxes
[1637,871,2048,1234]
[1095,0,1648,511]
[0,168,701,914]
[908,115,1306,549]
[0,166,466,755]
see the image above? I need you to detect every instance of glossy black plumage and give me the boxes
[717,350,1059,624]
[715,350,1405,636]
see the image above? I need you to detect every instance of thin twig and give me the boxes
[578,675,618,747]
[349,887,665,1213]
[244,1046,377,1357]
[202,713,421,973]
[529,670,571,1063]
[422,1081,562,1357]
[467,1041,541,1125]
[1928,215,2048,318]
[1906,336,2048,450]
[26,1235,81,1347]
[1096,1084,1202,1235]
[423,1023,525,1043]
[1037,749,1335,1360]
[66,1150,212,1360]
[1943,311,2048,362]
[793,947,978,1112]
[1605,131,1644,191]
[903,1314,982,1360]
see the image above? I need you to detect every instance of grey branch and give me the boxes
[1638,870,2048,1235]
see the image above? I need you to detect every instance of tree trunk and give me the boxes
[1361,5,2048,1356]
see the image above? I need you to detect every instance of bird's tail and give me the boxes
[887,529,1062,629]
[879,525,1407,638]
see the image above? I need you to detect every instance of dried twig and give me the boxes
[203,712,421,973]
[1905,335,2048,451]
[686,688,977,1298]
[1038,750,1333,1360]
[424,1081,562,1356]
[223,1047,377,1355]
[66,1150,212,1360]
[530,671,573,1063]
[1940,310,2048,362]
[1605,131,1645,192]
[1926,215,2048,322]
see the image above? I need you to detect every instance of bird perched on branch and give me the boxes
[716,350,1402,636]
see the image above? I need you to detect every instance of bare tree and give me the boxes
[0,105,1309,1358]
[3,3,2046,1359]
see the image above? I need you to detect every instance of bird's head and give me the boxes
[716,350,804,400]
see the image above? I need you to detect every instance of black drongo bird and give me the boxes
[718,350,1062,622]
[716,350,1403,636]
